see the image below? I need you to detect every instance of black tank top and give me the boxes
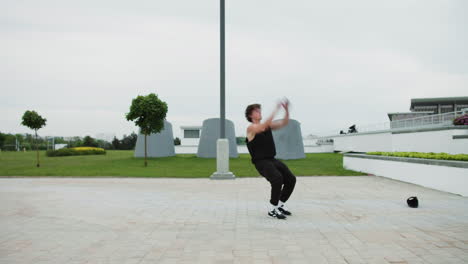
[246,128,276,163]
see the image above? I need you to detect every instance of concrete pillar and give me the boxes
[210,139,235,179]
[134,121,176,158]
[197,118,238,158]
[272,119,306,160]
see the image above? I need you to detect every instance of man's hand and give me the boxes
[281,98,289,111]
[270,98,290,130]
[276,102,282,110]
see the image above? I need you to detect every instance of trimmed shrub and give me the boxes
[366,151,468,162]
[47,147,106,157]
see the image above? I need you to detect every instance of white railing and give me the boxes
[390,110,464,130]
[315,109,467,138]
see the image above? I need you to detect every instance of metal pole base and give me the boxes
[210,172,235,180]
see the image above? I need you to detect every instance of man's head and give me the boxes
[245,104,261,122]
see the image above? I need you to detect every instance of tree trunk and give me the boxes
[35,130,40,167]
[144,133,147,167]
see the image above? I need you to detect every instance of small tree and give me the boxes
[111,136,120,150]
[0,132,6,150]
[120,132,138,150]
[21,110,47,167]
[83,136,98,147]
[126,93,168,167]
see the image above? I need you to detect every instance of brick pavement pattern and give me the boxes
[1,176,468,264]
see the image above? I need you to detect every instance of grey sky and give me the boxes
[1,0,467,139]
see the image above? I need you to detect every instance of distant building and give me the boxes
[388,96,468,122]
[387,111,433,122]
[180,126,202,146]
[410,97,468,114]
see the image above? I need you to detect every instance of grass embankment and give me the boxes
[0,151,365,177]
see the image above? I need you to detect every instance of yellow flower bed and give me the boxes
[72,147,105,151]
[47,147,106,157]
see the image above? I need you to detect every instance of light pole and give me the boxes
[220,0,225,139]
[211,0,235,179]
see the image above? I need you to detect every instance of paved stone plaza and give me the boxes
[1,176,468,264]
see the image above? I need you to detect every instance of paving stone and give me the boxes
[0,176,467,264]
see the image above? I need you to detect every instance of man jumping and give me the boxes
[245,99,297,219]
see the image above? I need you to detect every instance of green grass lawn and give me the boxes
[0,150,366,177]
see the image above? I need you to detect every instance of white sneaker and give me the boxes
[278,204,292,216]
[268,208,287,219]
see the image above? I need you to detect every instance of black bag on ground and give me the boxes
[407,196,419,208]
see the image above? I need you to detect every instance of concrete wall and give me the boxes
[303,139,318,145]
[392,128,468,154]
[304,145,335,153]
[333,132,393,153]
[332,127,468,154]
[180,138,199,146]
[344,154,468,196]
[175,146,199,154]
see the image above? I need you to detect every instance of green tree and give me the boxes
[25,133,35,150]
[174,137,181,146]
[95,139,111,149]
[2,133,17,151]
[126,93,168,167]
[83,136,98,147]
[54,137,67,144]
[120,133,138,150]
[69,136,83,148]
[0,132,6,150]
[111,136,120,150]
[21,110,47,167]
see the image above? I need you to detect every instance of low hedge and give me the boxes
[453,114,468,125]
[366,151,468,162]
[47,147,106,157]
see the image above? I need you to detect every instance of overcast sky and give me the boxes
[1,0,467,139]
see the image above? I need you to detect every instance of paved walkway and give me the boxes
[1,176,468,264]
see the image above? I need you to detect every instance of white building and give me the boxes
[180,126,202,146]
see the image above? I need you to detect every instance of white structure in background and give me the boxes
[344,153,468,196]
[322,109,468,154]
[176,125,330,155]
[54,144,67,150]
[176,126,202,154]
[317,96,468,155]
[180,126,202,146]
[303,134,318,146]
[176,97,468,156]
[303,134,335,153]
[338,97,468,197]
[44,136,55,150]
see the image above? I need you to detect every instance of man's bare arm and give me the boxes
[270,101,290,130]
[248,103,281,136]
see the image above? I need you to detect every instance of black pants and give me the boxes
[254,159,296,206]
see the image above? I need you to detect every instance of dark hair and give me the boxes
[245,104,261,122]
